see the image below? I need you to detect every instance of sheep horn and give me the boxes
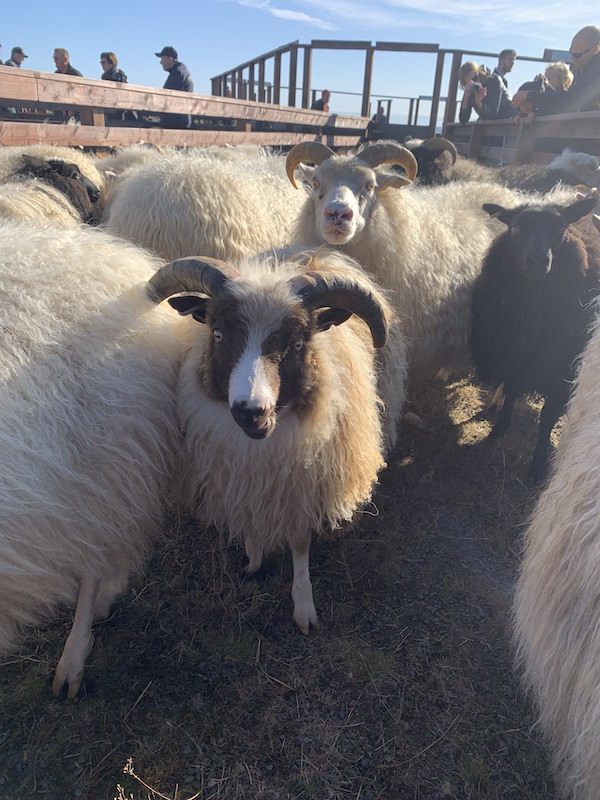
[147,257,240,303]
[289,270,388,348]
[356,144,418,182]
[285,142,335,189]
[420,137,457,165]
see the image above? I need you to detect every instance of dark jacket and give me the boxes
[163,61,193,92]
[102,67,127,83]
[459,73,515,123]
[55,64,83,77]
[524,82,570,116]
[4,58,20,68]
[562,52,600,112]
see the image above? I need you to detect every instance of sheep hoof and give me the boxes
[293,605,319,636]
[52,660,85,700]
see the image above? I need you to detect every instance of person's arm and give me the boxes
[459,88,475,124]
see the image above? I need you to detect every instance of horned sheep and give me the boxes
[148,248,407,634]
[471,197,600,482]
[513,243,600,799]
[0,220,182,698]
[286,141,579,379]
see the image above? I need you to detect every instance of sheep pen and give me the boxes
[0,143,572,800]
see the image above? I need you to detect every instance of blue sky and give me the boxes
[1,1,593,122]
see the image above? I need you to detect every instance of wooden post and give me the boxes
[211,77,219,96]
[429,50,445,135]
[408,99,415,126]
[442,51,463,134]
[361,45,374,118]
[273,52,281,105]
[79,108,105,126]
[288,43,298,107]
[236,69,244,99]
[301,44,312,109]
[258,59,266,103]
[248,63,256,101]
[414,98,421,126]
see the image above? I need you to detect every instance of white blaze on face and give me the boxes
[228,324,277,412]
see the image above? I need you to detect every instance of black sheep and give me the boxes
[471,197,600,482]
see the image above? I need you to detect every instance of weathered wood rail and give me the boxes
[444,111,600,166]
[0,66,369,149]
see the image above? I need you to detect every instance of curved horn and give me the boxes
[285,142,335,189]
[289,270,388,348]
[420,137,457,165]
[356,143,418,182]
[147,257,239,304]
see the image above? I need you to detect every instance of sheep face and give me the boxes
[169,284,345,440]
[299,158,410,246]
[483,198,597,279]
[16,155,101,222]
[550,150,600,189]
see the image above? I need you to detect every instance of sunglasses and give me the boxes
[570,42,599,59]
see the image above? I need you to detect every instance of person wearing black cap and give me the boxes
[155,46,193,129]
[4,47,28,68]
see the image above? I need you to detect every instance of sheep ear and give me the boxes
[315,308,353,332]
[561,197,598,226]
[483,203,514,225]
[377,173,412,191]
[167,295,209,324]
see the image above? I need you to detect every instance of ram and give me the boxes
[471,197,600,481]
[0,220,181,698]
[148,248,406,634]
[103,148,306,261]
[513,267,600,800]
[286,142,578,378]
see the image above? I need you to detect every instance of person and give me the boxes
[562,25,600,111]
[53,48,82,77]
[494,49,517,87]
[100,52,127,83]
[4,46,28,68]
[458,62,516,123]
[311,89,331,112]
[512,62,574,122]
[155,46,193,129]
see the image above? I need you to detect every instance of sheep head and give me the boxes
[16,155,101,223]
[483,197,597,279]
[148,253,388,440]
[286,142,417,246]
[403,136,458,186]
[549,149,600,189]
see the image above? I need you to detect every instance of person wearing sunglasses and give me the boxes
[100,52,127,84]
[563,25,600,111]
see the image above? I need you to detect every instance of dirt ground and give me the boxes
[0,376,558,800]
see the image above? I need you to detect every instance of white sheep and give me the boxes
[513,289,600,800]
[286,141,579,378]
[0,145,105,225]
[148,248,406,634]
[102,148,306,262]
[0,220,182,698]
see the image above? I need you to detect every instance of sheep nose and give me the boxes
[231,402,266,429]
[324,206,353,223]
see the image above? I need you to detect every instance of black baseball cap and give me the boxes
[12,46,28,58]
[155,46,178,59]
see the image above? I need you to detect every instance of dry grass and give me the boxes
[0,376,557,800]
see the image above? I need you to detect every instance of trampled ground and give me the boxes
[0,377,557,800]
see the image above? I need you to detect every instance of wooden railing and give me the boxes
[444,111,600,166]
[0,66,369,149]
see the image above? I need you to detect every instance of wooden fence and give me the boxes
[0,65,368,149]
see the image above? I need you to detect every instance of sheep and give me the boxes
[286,141,579,379]
[147,247,406,634]
[402,136,458,186]
[0,147,105,226]
[471,196,600,482]
[512,288,600,800]
[0,220,182,698]
[102,147,305,262]
[0,144,104,192]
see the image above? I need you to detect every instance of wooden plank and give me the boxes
[374,42,438,53]
[273,53,281,105]
[428,51,445,136]
[442,52,463,132]
[288,43,298,107]
[301,45,312,109]
[0,120,362,148]
[361,46,375,118]
[0,68,39,101]
[310,40,371,50]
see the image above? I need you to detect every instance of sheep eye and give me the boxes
[365,182,375,192]
[213,328,223,343]
[293,338,304,351]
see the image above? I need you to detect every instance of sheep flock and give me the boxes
[2,138,600,798]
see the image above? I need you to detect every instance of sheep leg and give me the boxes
[93,568,129,621]
[489,389,516,439]
[289,532,319,635]
[52,574,99,699]
[528,391,567,483]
